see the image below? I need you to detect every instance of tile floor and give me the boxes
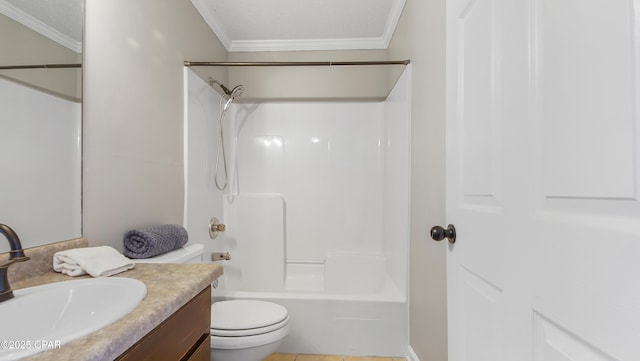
[263,353,406,361]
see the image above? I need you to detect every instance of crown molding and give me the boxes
[190,0,232,50]
[228,37,390,52]
[0,1,81,53]
[382,0,406,48]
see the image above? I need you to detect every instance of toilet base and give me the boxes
[210,338,283,361]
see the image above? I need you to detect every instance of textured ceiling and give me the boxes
[1,0,406,54]
[0,0,83,52]
[191,0,406,52]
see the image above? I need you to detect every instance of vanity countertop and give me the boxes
[1,239,223,361]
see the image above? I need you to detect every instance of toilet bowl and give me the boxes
[210,300,290,361]
[134,244,290,361]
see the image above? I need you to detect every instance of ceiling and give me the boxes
[0,0,406,54]
[0,0,82,53]
[190,0,407,52]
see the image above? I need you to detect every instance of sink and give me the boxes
[0,277,147,360]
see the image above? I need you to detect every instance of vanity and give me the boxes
[116,286,211,361]
[1,239,222,361]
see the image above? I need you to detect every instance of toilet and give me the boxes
[134,244,290,361]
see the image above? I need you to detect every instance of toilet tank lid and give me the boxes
[132,243,204,263]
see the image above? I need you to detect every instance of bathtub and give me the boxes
[211,253,408,357]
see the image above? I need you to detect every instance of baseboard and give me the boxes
[406,345,420,361]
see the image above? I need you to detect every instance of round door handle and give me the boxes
[430,224,456,244]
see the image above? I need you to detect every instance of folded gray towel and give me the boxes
[123,224,188,259]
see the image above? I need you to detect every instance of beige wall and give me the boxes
[389,0,448,360]
[0,14,81,100]
[227,50,397,101]
[83,0,227,250]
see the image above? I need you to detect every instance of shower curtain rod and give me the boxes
[184,60,410,67]
[0,64,81,70]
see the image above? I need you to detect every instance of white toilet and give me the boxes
[134,244,290,361]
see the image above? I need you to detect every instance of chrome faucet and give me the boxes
[0,224,31,302]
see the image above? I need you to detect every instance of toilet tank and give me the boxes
[132,244,204,264]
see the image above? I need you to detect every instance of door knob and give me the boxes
[430,224,456,244]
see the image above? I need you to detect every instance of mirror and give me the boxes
[0,0,83,252]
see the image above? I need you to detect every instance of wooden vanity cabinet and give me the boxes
[116,286,211,361]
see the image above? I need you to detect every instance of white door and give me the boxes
[444,0,640,360]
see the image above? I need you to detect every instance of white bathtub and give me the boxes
[211,251,408,357]
[212,275,408,357]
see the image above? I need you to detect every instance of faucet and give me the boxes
[211,251,231,261]
[0,224,31,302]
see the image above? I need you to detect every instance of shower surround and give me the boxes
[184,67,411,356]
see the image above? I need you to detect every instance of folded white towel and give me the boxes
[53,246,135,277]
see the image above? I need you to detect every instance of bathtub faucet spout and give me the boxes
[211,251,231,261]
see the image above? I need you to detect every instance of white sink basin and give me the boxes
[0,277,146,360]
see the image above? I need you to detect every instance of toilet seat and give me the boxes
[210,300,290,350]
[212,316,289,337]
[211,322,290,350]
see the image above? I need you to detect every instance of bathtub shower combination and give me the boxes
[183,66,411,357]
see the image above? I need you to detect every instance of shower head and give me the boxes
[208,78,244,111]
[228,85,244,100]
[209,78,244,98]
[222,85,244,111]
